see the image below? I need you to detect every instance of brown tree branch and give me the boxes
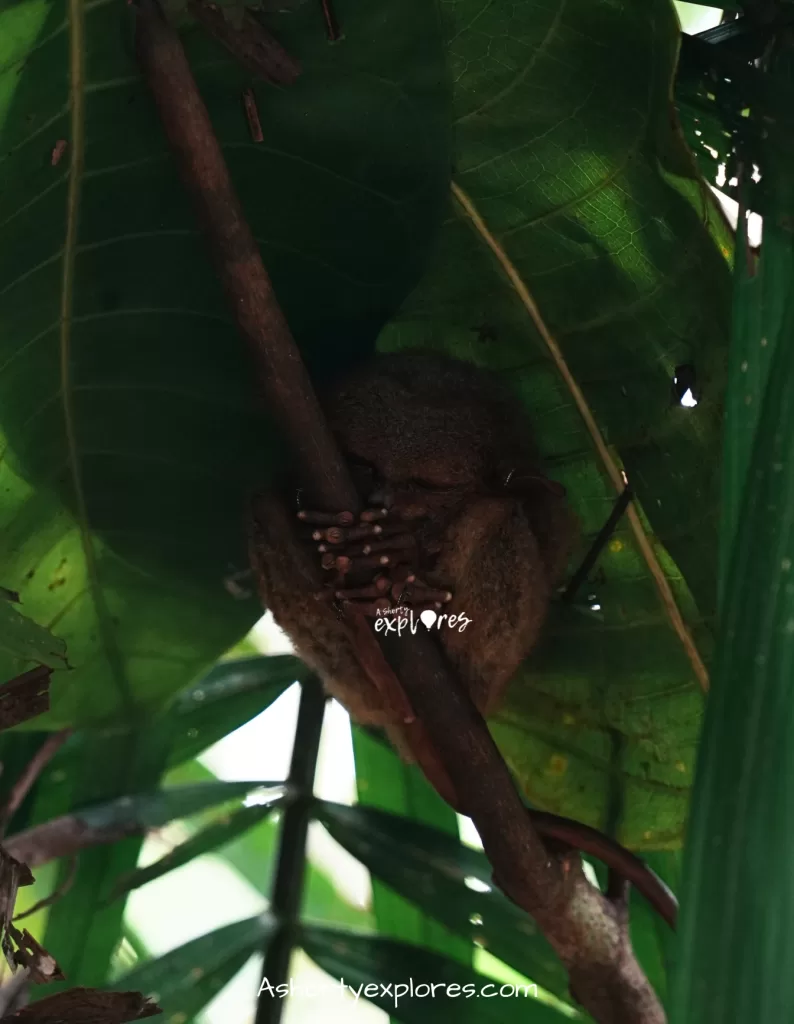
[132,5,665,1021]
[2,815,141,870]
[0,670,52,733]
[0,731,72,840]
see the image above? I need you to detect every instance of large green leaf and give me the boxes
[315,800,570,1002]
[0,0,450,726]
[301,926,571,1024]
[110,914,273,1020]
[0,589,67,669]
[378,0,731,850]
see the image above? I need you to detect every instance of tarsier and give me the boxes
[248,351,575,790]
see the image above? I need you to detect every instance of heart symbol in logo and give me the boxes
[420,609,438,629]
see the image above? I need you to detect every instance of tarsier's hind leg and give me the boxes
[426,497,552,716]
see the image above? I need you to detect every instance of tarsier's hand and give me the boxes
[296,490,454,617]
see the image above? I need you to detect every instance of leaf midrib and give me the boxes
[61,0,133,711]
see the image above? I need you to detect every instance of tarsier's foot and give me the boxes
[297,498,453,616]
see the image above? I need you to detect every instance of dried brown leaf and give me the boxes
[5,987,161,1022]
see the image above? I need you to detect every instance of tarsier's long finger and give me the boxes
[360,507,390,523]
[297,510,355,526]
[339,598,392,616]
[334,553,394,575]
[343,534,417,558]
[334,576,391,601]
[314,523,387,546]
[390,601,446,616]
[366,491,429,522]
[315,523,387,551]
[404,582,453,605]
[389,565,416,584]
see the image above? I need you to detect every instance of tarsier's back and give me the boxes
[250,351,574,755]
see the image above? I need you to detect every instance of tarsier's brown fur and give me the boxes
[249,352,574,760]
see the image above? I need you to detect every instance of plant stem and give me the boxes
[256,676,326,1024]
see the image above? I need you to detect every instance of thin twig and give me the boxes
[12,856,77,923]
[133,7,666,1021]
[0,731,71,840]
[319,0,341,41]
[188,1,301,85]
[563,487,634,603]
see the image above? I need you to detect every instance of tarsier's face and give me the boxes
[339,416,491,494]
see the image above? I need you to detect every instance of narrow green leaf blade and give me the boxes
[300,926,570,1024]
[165,655,307,767]
[353,726,472,971]
[669,44,794,1024]
[166,756,374,931]
[77,780,281,832]
[38,729,172,990]
[315,800,568,1001]
[110,915,273,1019]
[7,780,281,868]
[109,797,282,901]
